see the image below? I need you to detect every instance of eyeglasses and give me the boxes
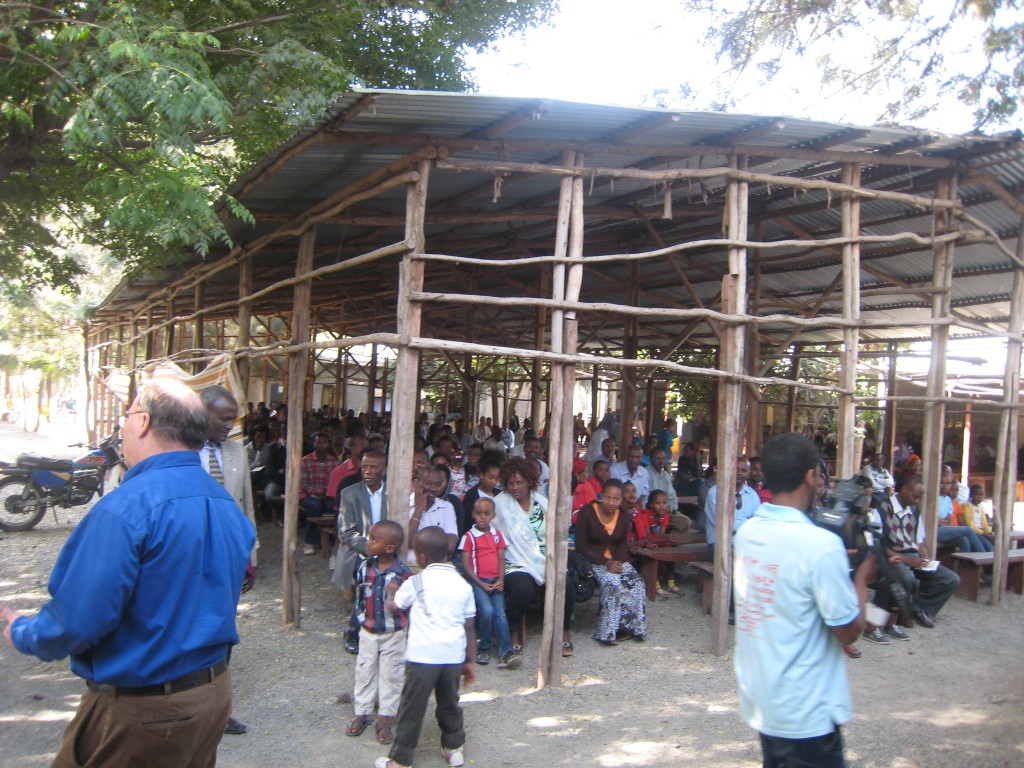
[125,410,147,418]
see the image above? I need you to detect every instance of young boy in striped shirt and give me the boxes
[347,520,412,745]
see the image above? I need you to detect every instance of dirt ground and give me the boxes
[2,422,1023,768]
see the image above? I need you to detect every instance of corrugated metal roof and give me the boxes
[99,89,1024,358]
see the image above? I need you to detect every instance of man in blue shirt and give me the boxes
[734,433,874,768]
[1,381,255,768]
[703,455,760,556]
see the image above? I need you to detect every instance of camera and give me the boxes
[810,476,876,552]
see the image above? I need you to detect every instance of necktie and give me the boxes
[208,441,224,485]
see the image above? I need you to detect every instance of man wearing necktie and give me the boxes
[201,385,257,736]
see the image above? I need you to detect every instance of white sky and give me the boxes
[465,0,1020,135]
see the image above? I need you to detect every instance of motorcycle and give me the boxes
[0,432,125,532]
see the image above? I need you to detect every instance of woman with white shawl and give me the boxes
[493,457,575,658]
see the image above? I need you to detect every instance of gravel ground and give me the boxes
[2,424,1023,768]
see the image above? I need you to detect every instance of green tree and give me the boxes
[682,0,1024,127]
[1,1,556,288]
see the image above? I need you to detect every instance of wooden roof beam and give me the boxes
[468,99,552,139]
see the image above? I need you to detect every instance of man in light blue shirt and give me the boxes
[703,456,759,553]
[610,444,651,507]
[734,433,874,768]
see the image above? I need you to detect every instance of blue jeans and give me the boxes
[470,578,512,656]
[937,525,993,553]
[299,495,332,545]
[760,726,845,768]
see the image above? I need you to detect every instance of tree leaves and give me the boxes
[0,0,556,288]
[683,0,1024,129]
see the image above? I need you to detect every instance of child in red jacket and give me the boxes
[632,490,683,595]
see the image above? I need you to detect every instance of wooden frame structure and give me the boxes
[89,91,1024,680]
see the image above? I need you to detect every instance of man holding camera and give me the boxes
[734,433,875,768]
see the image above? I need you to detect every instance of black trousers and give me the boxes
[389,662,465,767]
[503,571,573,633]
[759,726,845,768]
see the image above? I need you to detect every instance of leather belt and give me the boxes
[86,660,227,697]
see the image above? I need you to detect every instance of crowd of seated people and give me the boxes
[243,407,1002,677]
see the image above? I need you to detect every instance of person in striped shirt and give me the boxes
[347,521,412,745]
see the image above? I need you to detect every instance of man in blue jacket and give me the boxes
[1,380,255,768]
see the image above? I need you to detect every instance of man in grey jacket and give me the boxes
[336,450,389,593]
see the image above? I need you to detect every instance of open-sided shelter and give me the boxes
[90,90,1024,681]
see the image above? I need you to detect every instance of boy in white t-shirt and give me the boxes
[378,526,476,768]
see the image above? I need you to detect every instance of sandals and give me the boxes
[562,641,574,658]
[346,715,372,736]
[376,716,395,744]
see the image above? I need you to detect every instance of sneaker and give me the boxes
[861,628,891,645]
[302,544,316,556]
[511,644,523,656]
[883,624,910,641]
[328,554,336,570]
[497,651,522,670]
[443,746,465,767]
[475,649,490,665]
[343,630,359,655]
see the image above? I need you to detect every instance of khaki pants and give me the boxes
[354,627,406,717]
[52,669,232,768]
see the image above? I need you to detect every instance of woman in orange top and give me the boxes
[574,478,648,645]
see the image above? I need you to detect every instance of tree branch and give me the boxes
[202,13,293,36]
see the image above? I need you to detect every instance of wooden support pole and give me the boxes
[387,160,431,546]
[538,150,576,689]
[531,269,549,430]
[711,153,748,657]
[342,352,350,413]
[237,255,253,399]
[883,342,898,461]
[836,163,862,479]
[591,365,600,429]
[920,175,957,556]
[368,343,379,420]
[283,228,317,627]
[144,308,155,364]
[786,351,799,433]
[192,283,205,374]
[620,262,639,456]
[991,216,1024,604]
[960,401,972,484]
[164,299,175,358]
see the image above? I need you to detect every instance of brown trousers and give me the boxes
[52,669,232,768]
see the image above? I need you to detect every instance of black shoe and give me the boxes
[914,609,935,629]
[344,630,359,655]
[224,716,248,735]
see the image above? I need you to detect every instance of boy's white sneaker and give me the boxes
[375,758,409,768]
[443,746,465,767]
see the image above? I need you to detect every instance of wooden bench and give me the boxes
[634,541,708,599]
[935,541,958,571]
[691,561,715,615]
[953,549,1024,601]
[307,514,338,558]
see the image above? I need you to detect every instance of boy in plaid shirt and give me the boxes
[347,520,412,745]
